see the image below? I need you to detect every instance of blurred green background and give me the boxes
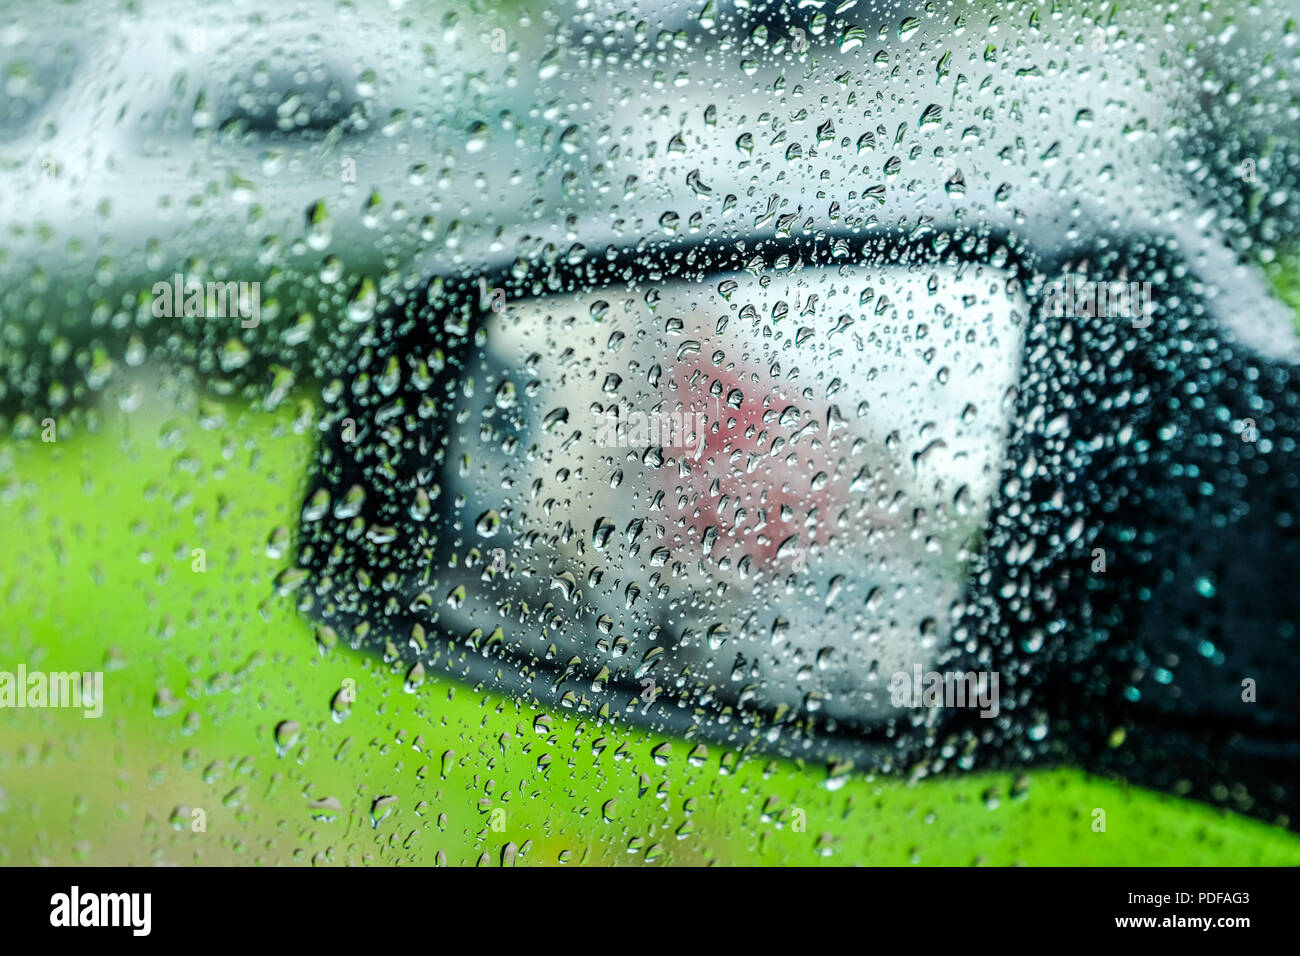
[2,383,1298,865]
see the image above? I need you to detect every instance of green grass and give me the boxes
[1263,248,1300,329]
[0,390,1297,866]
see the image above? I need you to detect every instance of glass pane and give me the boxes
[2,0,1298,870]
